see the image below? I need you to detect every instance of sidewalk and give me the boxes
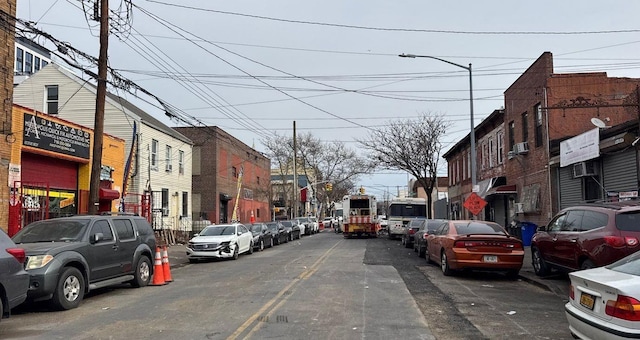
[519,246,570,299]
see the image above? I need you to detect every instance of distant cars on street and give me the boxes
[0,229,28,321]
[266,221,288,245]
[566,251,640,339]
[187,223,254,262]
[402,218,427,249]
[249,223,274,251]
[531,202,640,276]
[426,220,524,278]
[280,220,301,241]
[413,219,448,257]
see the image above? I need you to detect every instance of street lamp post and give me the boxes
[398,53,477,191]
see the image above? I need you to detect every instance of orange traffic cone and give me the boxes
[161,245,173,282]
[150,247,166,286]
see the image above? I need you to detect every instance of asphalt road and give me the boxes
[1,231,573,339]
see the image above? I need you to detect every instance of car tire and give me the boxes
[232,244,239,260]
[130,255,151,288]
[52,267,85,310]
[269,238,273,248]
[441,250,453,276]
[404,238,411,248]
[532,247,550,276]
[581,259,595,270]
[248,242,254,254]
[0,292,4,321]
[259,239,264,251]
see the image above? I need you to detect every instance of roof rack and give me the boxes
[99,212,139,216]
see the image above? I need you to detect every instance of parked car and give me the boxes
[309,217,319,233]
[402,218,427,249]
[266,221,288,245]
[531,202,640,277]
[426,220,524,278]
[280,220,301,241]
[0,229,28,321]
[566,250,640,339]
[321,217,333,229]
[186,223,254,262]
[296,217,317,235]
[413,219,448,257]
[12,214,156,310]
[249,223,274,251]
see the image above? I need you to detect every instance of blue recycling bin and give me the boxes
[520,222,538,247]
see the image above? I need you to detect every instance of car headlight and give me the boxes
[26,255,54,270]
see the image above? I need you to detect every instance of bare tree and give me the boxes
[358,113,450,218]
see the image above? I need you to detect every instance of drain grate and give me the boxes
[257,315,269,322]
[276,315,288,323]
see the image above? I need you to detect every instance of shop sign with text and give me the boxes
[23,112,91,159]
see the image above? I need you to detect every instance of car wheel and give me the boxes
[532,247,550,276]
[232,244,239,260]
[404,238,411,248]
[269,238,273,248]
[52,267,85,310]
[581,259,595,270]
[259,239,264,251]
[248,242,254,254]
[441,250,453,276]
[130,255,151,287]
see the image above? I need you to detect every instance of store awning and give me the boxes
[477,176,507,199]
[99,188,120,200]
[486,185,517,197]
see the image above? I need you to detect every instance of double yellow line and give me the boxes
[226,239,343,340]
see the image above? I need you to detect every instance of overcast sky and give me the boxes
[16,1,640,199]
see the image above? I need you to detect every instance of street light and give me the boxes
[398,53,477,191]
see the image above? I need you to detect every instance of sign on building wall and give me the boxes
[22,112,91,159]
[560,128,599,167]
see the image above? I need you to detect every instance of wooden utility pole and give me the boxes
[88,0,109,214]
[292,121,298,219]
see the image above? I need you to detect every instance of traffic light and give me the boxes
[325,183,333,191]
[359,187,365,194]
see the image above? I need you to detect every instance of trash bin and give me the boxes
[520,222,538,247]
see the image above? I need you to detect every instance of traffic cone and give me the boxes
[161,245,173,282]
[150,247,166,286]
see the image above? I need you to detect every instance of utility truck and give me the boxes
[342,194,378,238]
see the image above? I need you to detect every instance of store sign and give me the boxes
[560,128,599,167]
[23,113,91,159]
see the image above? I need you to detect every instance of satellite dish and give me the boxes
[591,117,609,129]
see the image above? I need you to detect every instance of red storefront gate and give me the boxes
[8,181,50,237]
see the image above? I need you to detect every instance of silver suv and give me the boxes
[12,214,156,310]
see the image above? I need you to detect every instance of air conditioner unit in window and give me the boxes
[515,203,524,214]
[513,142,529,155]
[165,164,172,172]
[572,161,596,178]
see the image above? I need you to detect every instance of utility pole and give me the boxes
[292,121,298,219]
[88,0,109,214]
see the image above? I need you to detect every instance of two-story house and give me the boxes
[13,63,194,242]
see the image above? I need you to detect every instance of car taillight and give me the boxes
[453,240,522,249]
[605,295,640,321]
[569,284,574,300]
[6,247,26,264]
[409,229,416,235]
[423,233,429,239]
[604,236,626,247]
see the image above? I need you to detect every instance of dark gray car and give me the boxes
[0,229,28,321]
[12,214,156,310]
[413,219,448,257]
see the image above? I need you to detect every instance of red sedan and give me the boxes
[426,220,524,278]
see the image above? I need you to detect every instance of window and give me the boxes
[113,219,135,240]
[488,137,494,168]
[15,47,23,73]
[256,209,261,218]
[535,103,543,147]
[521,112,529,143]
[584,176,601,202]
[467,150,471,179]
[508,121,515,152]
[182,191,188,217]
[34,56,41,72]
[232,166,237,178]
[151,139,158,169]
[42,60,48,68]
[481,142,487,170]
[24,52,33,74]
[564,210,584,231]
[178,150,184,175]
[497,132,504,164]
[257,176,260,185]
[90,220,114,242]
[461,154,466,180]
[165,145,172,172]
[162,188,169,217]
[581,211,608,231]
[45,85,59,114]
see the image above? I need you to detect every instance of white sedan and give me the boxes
[186,223,254,262]
[565,251,640,340]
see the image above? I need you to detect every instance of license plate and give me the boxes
[483,255,498,263]
[580,293,595,310]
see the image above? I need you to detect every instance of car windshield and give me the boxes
[453,221,506,235]
[13,219,90,243]
[427,220,447,232]
[607,251,640,276]
[200,225,236,236]
[249,225,263,234]
[296,218,309,223]
[280,221,292,227]
[266,223,279,231]
[409,219,425,227]
[616,212,640,231]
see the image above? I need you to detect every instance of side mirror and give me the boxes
[193,233,200,237]
[237,231,242,236]
[91,232,104,244]
[538,225,546,232]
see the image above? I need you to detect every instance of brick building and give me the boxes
[175,126,271,225]
[0,2,16,232]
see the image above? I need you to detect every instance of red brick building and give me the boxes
[0,2,16,232]
[174,126,271,225]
